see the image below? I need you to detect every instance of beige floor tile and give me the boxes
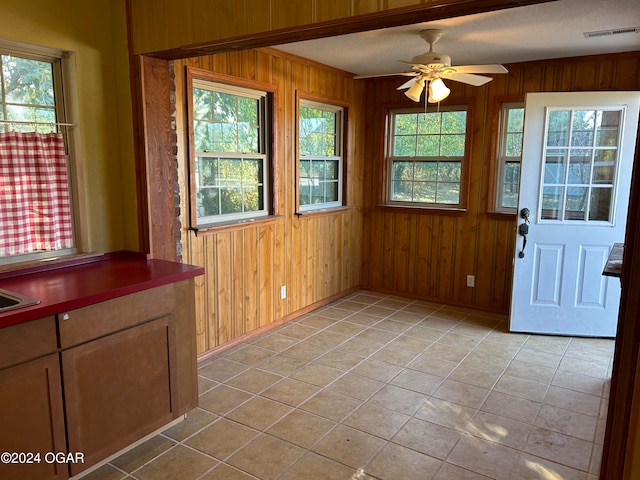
[355,327,398,345]
[503,360,556,385]
[326,372,384,400]
[368,384,427,415]
[370,343,422,366]
[418,315,460,331]
[336,337,385,356]
[437,331,481,349]
[483,329,529,348]
[481,391,540,424]
[361,304,397,318]
[535,404,598,441]
[80,464,127,480]
[298,314,340,329]
[185,418,258,460]
[408,352,459,377]
[392,417,461,459]
[324,321,367,337]
[283,341,334,361]
[224,367,283,393]
[200,463,256,480]
[448,435,521,480]
[544,386,601,416]
[558,356,610,379]
[401,302,440,317]
[198,385,252,415]
[344,402,410,439]
[387,309,428,324]
[315,306,353,320]
[494,374,549,402]
[255,353,308,376]
[315,348,365,370]
[449,363,503,389]
[198,357,248,382]
[226,396,292,430]
[277,323,319,340]
[224,344,275,366]
[278,452,358,480]
[435,463,495,479]
[110,435,176,473]
[514,348,563,369]
[551,369,607,397]
[465,411,533,449]
[197,375,217,394]
[404,324,445,342]
[227,434,305,480]
[433,379,491,409]
[251,333,299,352]
[431,308,470,322]
[300,389,362,421]
[523,334,571,354]
[366,442,443,480]
[344,312,384,326]
[334,299,370,312]
[373,318,413,333]
[291,363,344,387]
[134,445,217,480]
[306,330,350,349]
[261,377,320,406]
[266,409,336,448]
[424,342,470,363]
[313,424,386,469]
[350,358,404,383]
[161,407,217,442]
[415,397,476,432]
[390,368,443,395]
[524,426,592,471]
[514,454,590,480]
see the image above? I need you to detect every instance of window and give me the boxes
[495,102,524,212]
[388,106,468,207]
[540,107,622,223]
[298,99,343,211]
[0,42,75,264]
[190,77,271,227]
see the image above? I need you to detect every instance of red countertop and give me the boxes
[0,251,204,329]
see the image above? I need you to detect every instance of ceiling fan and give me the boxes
[354,29,508,103]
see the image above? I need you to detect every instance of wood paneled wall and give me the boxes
[173,49,364,354]
[361,51,640,312]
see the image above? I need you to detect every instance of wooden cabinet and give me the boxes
[0,318,68,480]
[0,279,198,478]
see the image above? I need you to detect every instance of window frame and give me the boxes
[186,67,277,231]
[0,39,79,266]
[494,101,525,214]
[296,95,346,213]
[385,103,472,211]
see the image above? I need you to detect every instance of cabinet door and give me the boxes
[62,316,177,476]
[0,354,68,480]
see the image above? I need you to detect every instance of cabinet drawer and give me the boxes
[58,284,175,348]
[0,317,57,370]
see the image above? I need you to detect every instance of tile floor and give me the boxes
[83,290,613,480]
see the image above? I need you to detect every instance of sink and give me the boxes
[0,289,40,313]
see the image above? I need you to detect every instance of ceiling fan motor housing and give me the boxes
[411,52,452,68]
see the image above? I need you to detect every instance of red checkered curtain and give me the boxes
[0,131,73,256]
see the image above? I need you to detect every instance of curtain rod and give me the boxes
[0,120,76,127]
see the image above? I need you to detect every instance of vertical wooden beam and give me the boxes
[132,55,178,261]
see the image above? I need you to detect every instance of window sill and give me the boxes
[487,210,518,220]
[295,205,355,218]
[376,204,467,216]
[191,215,282,236]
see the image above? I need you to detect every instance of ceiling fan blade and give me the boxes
[442,72,494,86]
[449,64,508,74]
[397,77,420,90]
[353,72,418,79]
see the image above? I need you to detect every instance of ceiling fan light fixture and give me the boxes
[405,79,425,102]
[428,78,450,103]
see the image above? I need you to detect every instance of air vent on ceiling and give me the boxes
[583,26,640,38]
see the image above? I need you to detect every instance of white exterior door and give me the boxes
[510,91,640,337]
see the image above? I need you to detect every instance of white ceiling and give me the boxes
[274,0,640,77]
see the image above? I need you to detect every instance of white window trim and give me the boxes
[0,39,79,265]
[387,106,468,208]
[298,99,344,212]
[191,79,271,226]
[495,102,525,213]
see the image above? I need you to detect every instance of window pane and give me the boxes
[414,162,437,181]
[571,110,596,147]
[436,183,460,204]
[541,186,563,220]
[193,88,213,121]
[221,187,243,214]
[547,110,570,147]
[395,113,417,135]
[394,136,416,156]
[391,180,413,201]
[565,186,588,220]
[442,111,466,133]
[198,188,220,217]
[502,162,520,208]
[544,150,567,184]
[440,134,465,157]
[589,187,612,221]
[438,162,461,182]
[416,135,440,156]
[592,150,616,184]
[596,111,621,146]
[413,182,436,203]
[2,55,54,106]
[567,149,592,184]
